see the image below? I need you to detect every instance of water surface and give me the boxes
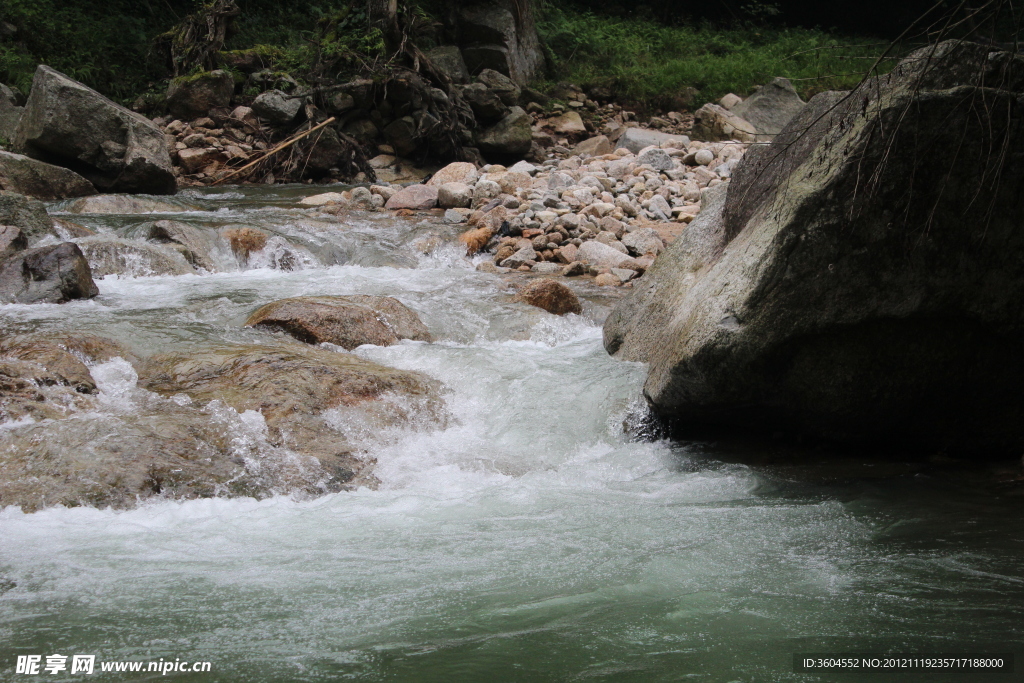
[2,188,1022,681]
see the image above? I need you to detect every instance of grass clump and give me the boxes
[537,4,892,109]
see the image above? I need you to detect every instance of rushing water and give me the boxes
[1,188,1022,682]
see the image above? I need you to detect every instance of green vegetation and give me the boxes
[536,4,892,109]
[0,0,396,102]
[0,0,173,99]
[0,0,891,109]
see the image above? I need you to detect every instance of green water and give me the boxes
[1,188,1021,682]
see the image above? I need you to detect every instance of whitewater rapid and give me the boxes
[2,188,1022,681]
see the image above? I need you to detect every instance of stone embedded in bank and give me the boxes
[0,150,96,200]
[385,184,439,210]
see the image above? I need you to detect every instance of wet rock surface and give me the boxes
[514,279,582,315]
[75,235,195,278]
[0,242,98,304]
[65,194,189,214]
[246,295,433,349]
[0,190,56,242]
[0,334,447,511]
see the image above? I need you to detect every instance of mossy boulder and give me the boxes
[166,69,235,120]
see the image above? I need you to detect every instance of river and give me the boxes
[2,187,1022,681]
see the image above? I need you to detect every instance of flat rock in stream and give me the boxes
[0,404,371,512]
[514,279,582,315]
[246,295,433,349]
[0,332,133,424]
[65,194,189,214]
[0,339,448,511]
[139,342,447,473]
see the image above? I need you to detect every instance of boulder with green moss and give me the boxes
[166,69,235,120]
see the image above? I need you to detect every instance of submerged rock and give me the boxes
[246,295,432,349]
[144,219,218,271]
[0,335,102,394]
[139,341,446,468]
[0,332,137,426]
[51,217,95,239]
[604,41,1024,454]
[0,358,94,424]
[65,194,187,214]
[75,236,194,277]
[0,337,435,511]
[0,242,98,303]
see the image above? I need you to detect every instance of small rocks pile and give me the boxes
[303,132,747,286]
[152,106,267,183]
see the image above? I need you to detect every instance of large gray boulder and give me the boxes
[476,106,532,157]
[252,89,303,125]
[0,149,96,200]
[476,68,521,107]
[0,242,99,304]
[461,83,509,123]
[731,77,806,139]
[14,66,176,194]
[604,41,1024,454]
[165,69,235,120]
